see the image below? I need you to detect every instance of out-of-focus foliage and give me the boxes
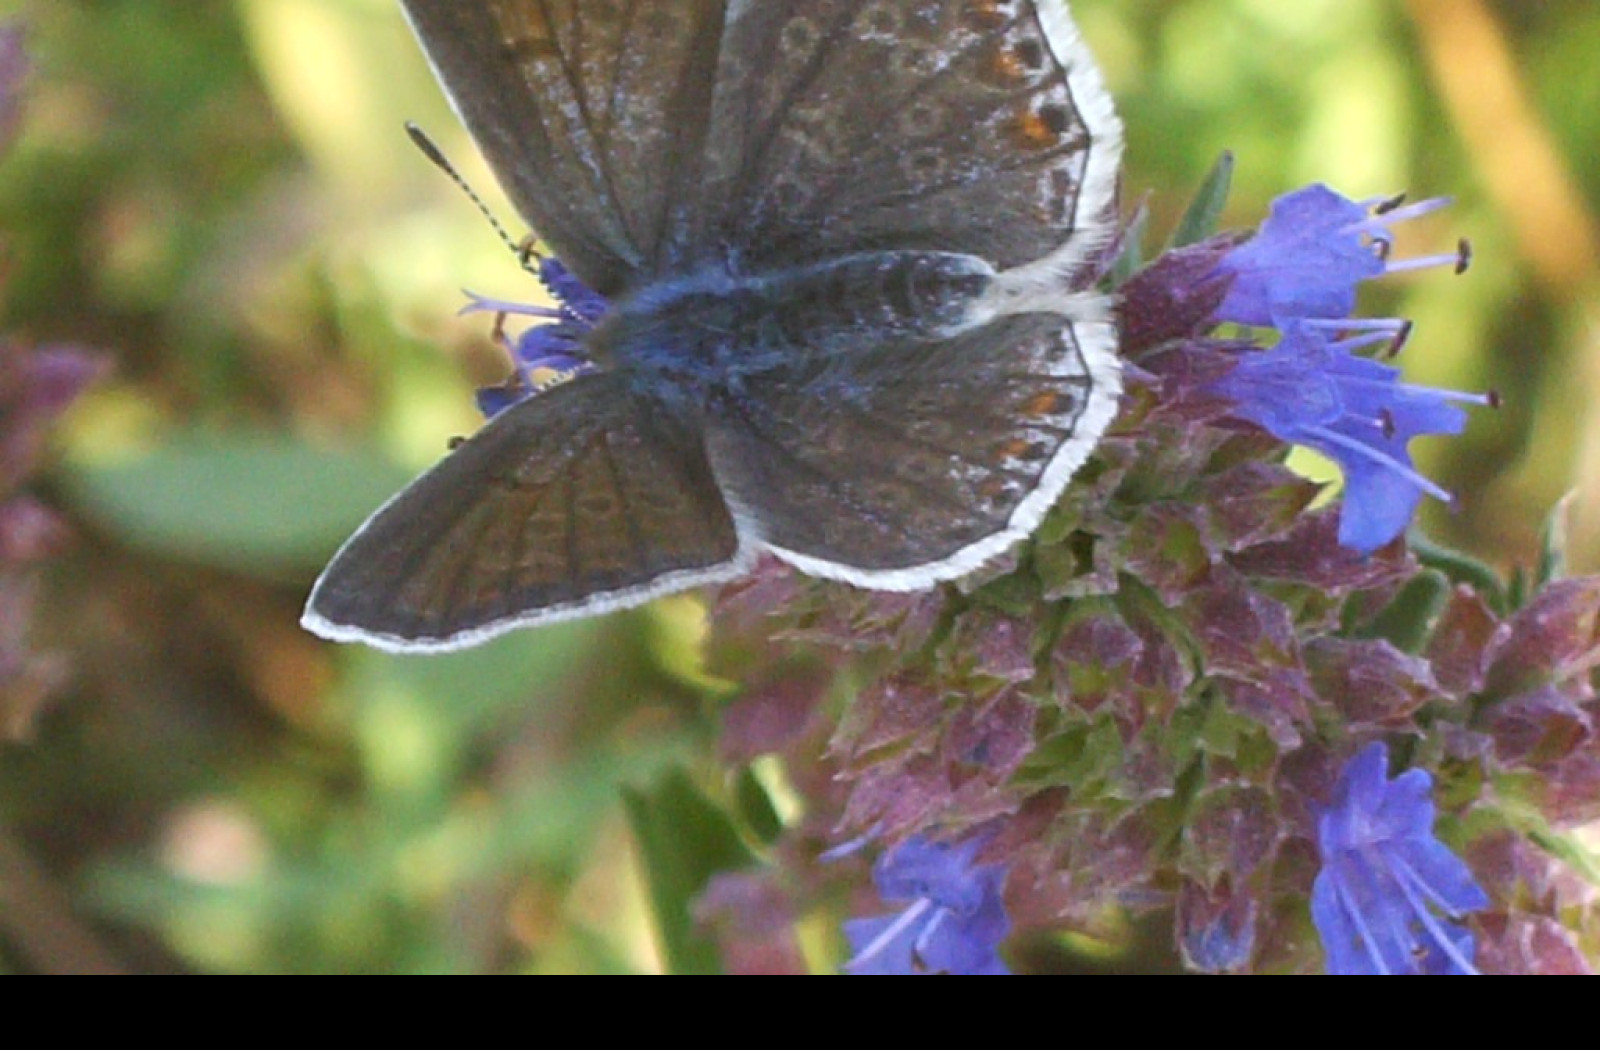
[0,0,1594,973]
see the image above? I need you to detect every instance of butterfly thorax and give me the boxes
[587,250,996,394]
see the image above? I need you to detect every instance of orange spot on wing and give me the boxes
[1000,437,1031,460]
[1024,390,1063,417]
[983,48,1028,86]
[1010,110,1061,151]
[961,1,1008,32]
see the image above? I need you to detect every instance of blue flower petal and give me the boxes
[1331,450,1426,553]
[1215,184,1459,329]
[1202,183,1489,551]
[1390,835,1492,915]
[1206,323,1486,553]
[843,834,1011,975]
[870,835,990,914]
[1312,743,1489,974]
[842,907,936,975]
[469,256,606,418]
[538,256,608,323]
[1216,184,1384,326]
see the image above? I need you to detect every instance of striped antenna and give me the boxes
[404,122,542,275]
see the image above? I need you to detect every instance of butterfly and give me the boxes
[302,0,1124,652]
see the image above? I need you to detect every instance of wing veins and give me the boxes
[499,450,537,608]
[531,0,644,261]
[600,426,649,574]
[561,428,583,600]
[719,6,869,228]
[721,394,926,531]
[453,480,515,623]
[817,383,1071,484]
[595,4,634,145]
[735,6,1084,241]
[763,132,1091,261]
[722,384,1013,523]
[371,449,526,619]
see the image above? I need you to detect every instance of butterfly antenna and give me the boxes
[404,121,543,276]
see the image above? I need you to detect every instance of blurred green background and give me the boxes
[0,0,1595,973]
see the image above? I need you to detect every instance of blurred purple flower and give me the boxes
[1311,742,1490,974]
[0,26,103,740]
[843,834,1011,975]
[1,345,104,495]
[1207,322,1490,553]
[461,256,600,417]
[1215,183,1468,328]
[0,36,104,507]
[0,21,28,143]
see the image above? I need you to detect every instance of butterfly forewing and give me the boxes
[692,0,1121,272]
[304,375,748,651]
[399,0,729,294]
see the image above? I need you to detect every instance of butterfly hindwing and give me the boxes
[703,309,1121,587]
[304,374,749,651]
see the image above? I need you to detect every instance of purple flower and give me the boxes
[1206,322,1490,553]
[0,21,28,145]
[1311,742,1490,975]
[461,257,601,418]
[1215,183,1468,328]
[842,834,1011,975]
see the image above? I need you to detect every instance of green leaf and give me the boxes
[65,432,415,577]
[1169,151,1235,248]
[346,619,601,733]
[733,766,784,846]
[1015,716,1124,794]
[1410,532,1508,613]
[1354,569,1451,653]
[623,769,756,975]
[1536,491,1576,590]
[1107,199,1150,285]
[1530,827,1600,889]
[1488,794,1600,890]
